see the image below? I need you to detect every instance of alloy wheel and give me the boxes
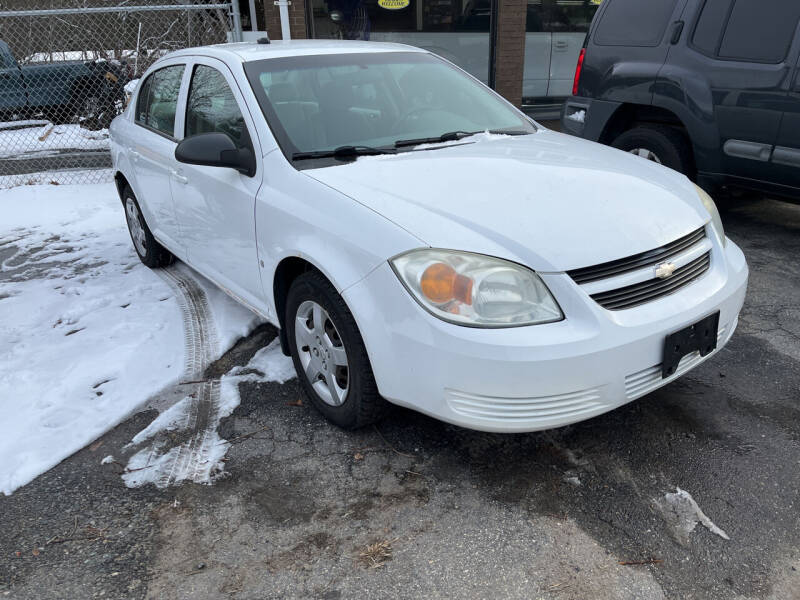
[294,300,350,406]
[628,148,663,164]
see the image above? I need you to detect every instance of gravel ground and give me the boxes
[1,193,799,600]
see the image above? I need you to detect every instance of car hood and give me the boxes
[303,130,710,272]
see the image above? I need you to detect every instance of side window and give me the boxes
[594,0,678,47]
[135,65,184,137]
[185,65,249,149]
[691,0,732,56]
[717,0,800,63]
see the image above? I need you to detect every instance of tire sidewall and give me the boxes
[285,274,370,428]
[122,187,157,265]
[612,127,688,175]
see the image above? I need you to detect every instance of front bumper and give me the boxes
[343,239,748,433]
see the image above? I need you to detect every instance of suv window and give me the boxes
[594,0,678,47]
[717,0,800,63]
[691,0,731,56]
[135,65,185,137]
[185,65,249,149]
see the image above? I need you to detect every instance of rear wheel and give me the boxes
[612,125,694,177]
[286,271,386,429]
[122,186,173,268]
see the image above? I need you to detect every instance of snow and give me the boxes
[0,123,109,160]
[100,455,115,465]
[122,338,294,489]
[124,79,140,95]
[0,182,261,495]
[658,487,730,542]
[566,110,586,124]
[128,395,194,447]
[0,168,112,188]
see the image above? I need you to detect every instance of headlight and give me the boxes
[390,249,563,327]
[695,184,726,247]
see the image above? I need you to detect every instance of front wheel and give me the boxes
[611,125,694,178]
[286,271,386,429]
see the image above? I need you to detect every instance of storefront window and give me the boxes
[310,0,493,84]
[523,0,599,105]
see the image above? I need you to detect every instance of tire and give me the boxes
[122,186,174,268]
[612,125,695,177]
[286,271,386,429]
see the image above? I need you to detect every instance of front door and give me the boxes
[170,58,264,310]
[130,63,186,251]
[772,53,800,191]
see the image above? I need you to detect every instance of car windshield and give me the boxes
[243,52,535,165]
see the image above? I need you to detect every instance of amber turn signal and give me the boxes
[420,262,473,305]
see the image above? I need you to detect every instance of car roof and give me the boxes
[167,39,427,63]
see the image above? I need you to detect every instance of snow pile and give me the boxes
[657,487,730,543]
[566,110,586,124]
[0,183,260,495]
[225,338,297,384]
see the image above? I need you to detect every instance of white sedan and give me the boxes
[110,40,748,433]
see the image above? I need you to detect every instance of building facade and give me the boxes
[252,0,601,112]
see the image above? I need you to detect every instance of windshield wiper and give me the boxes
[292,145,396,161]
[394,128,532,149]
[394,130,478,148]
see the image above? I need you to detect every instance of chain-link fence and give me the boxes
[0,1,241,187]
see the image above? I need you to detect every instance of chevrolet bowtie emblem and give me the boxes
[655,262,677,279]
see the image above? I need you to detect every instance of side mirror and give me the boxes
[175,132,256,177]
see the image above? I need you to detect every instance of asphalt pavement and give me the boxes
[1,192,798,600]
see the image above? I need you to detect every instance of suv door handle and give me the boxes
[554,41,569,50]
[670,21,685,45]
[170,169,188,184]
[130,149,140,162]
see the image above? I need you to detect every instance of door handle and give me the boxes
[170,169,188,184]
[670,21,685,45]
[130,149,140,162]
[554,41,568,50]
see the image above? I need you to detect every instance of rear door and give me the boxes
[170,58,264,309]
[772,47,800,191]
[672,0,800,184]
[130,61,187,252]
[0,41,27,112]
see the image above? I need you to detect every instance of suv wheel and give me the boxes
[612,125,694,177]
[286,271,386,429]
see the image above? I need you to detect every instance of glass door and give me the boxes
[310,0,493,84]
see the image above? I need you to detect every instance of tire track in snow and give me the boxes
[123,263,228,488]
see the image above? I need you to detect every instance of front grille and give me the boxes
[589,251,711,310]
[567,227,705,284]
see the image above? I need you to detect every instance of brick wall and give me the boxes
[492,0,526,107]
[263,0,308,40]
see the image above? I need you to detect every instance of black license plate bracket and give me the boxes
[662,312,720,379]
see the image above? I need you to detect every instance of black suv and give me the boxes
[561,0,800,200]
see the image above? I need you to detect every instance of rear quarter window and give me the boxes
[593,0,678,47]
[691,0,732,56]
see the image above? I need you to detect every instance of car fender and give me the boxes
[255,152,425,322]
[652,62,721,174]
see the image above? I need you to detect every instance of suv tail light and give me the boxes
[572,48,586,96]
